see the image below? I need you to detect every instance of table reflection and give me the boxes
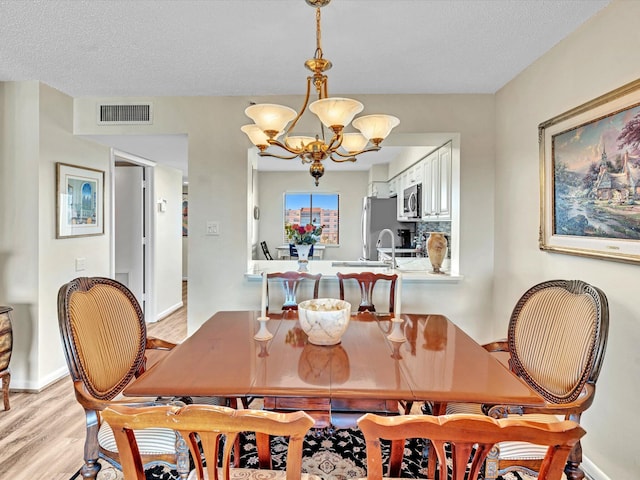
[298,343,350,385]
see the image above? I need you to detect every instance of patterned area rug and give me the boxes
[69,427,533,480]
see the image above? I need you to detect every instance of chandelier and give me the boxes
[241,0,400,186]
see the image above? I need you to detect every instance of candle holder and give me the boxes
[389,339,404,360]
[386,316,406,343]
[254,316,273,341]
[255,339,270,357]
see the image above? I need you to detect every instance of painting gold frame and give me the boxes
[56,162,105,238]
[539,78,640,264]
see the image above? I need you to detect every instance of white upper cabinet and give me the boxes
[388,176,399,197]
[368,181,390,198]
[406,161,423,187]
[422,142,452,221]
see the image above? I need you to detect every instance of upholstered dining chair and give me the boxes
[357,413,585,480]
[102,403,320,480]
[445,279,609,480]
[57,277,224,480]
[266,271,321,312]
[337,272,397,313]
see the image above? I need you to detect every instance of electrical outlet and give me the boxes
[206,221,220,236]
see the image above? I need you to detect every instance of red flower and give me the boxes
[304,224,315,233]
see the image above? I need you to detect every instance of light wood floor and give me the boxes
[0,282,188,479]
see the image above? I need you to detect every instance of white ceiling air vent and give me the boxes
[97,103,153,125]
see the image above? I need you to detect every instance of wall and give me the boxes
[39,84,112,387]
[153,163,184,319]
[74,93,495,341]
[257,170,369,261]
[1,81,183,389]
[0,82,41,388]
[0,82,112,389]
[494,1,640,478]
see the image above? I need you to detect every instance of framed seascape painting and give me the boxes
[56,163,105,238]
[539,78,640,264]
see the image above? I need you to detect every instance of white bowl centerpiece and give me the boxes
[297,298,351,346]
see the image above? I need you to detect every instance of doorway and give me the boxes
[112,150,155,321]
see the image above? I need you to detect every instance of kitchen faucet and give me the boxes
[376,228,397,270]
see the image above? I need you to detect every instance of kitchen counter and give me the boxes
[246,259,462,283]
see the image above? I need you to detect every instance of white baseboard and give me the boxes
[154,301,183,322]
[582,456,611,480]
[10,366,69,392]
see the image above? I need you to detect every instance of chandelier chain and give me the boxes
[315,8,322,59]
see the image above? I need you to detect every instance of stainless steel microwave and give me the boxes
[403,183,421,218]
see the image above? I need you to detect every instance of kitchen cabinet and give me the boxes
[396,171,410,221]
[368,181,390,198]
[388,177,399,197]
[387,176,405,221]
[422,142,451,221]
[406,161,423,187]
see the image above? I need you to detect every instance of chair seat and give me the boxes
[446,406,561,460]
[187,467,322,480]
[98,421,177,455]
[445,402,483,415]
[495,413,562,461]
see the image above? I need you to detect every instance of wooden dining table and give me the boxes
[125,310,544,426]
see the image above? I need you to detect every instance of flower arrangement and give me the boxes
[285,223,323,245]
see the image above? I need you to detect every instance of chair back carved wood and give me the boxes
[337,272,397,313]
[358,413,585,480]
[103,404,317,480]
[266,271,321,312]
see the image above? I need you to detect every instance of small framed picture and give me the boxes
[56,163,105,238]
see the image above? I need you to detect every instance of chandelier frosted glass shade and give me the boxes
[240,125,271,149]
[353,114,401,145]
[340,133,369,154]
[285,136,316,150]
[245,104,297,137]
[308,97,364,129]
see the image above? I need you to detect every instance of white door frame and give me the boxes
[110,148,157,323]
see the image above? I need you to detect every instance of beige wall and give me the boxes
[494,1,640,478]
[38,83,113,385]
[0,82,112,389]
[74,93,496,343]
[0,82,184,389]
[153,163,184,318]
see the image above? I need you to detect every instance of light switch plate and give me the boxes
[75,257,86,271]
[206,221,220,236]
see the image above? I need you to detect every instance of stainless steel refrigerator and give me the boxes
[360,197,406,260]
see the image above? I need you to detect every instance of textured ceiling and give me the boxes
[0,0,611,178]
[0,0,610,97]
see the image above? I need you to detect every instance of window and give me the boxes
[284,193,339,245]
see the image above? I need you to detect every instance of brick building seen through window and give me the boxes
[284,193,339,245]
